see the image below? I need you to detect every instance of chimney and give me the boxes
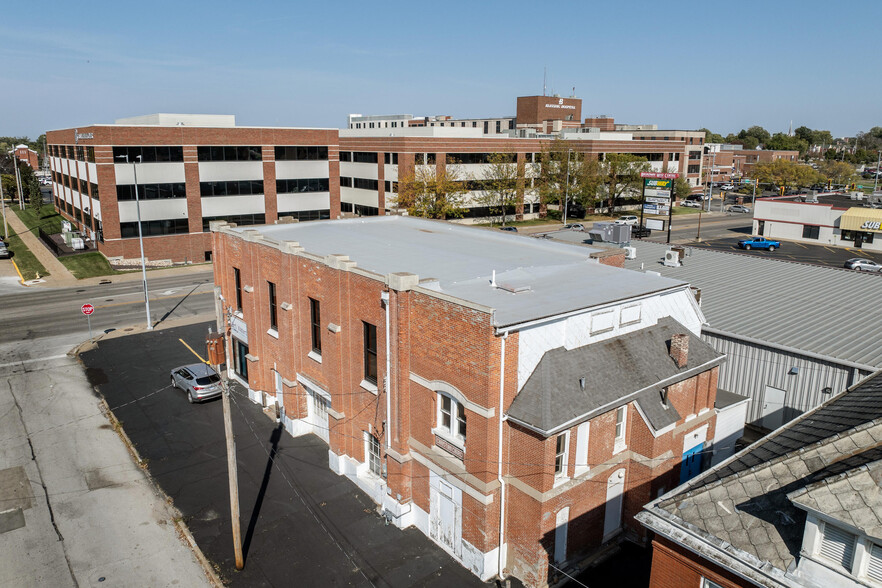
[670,333,689,368]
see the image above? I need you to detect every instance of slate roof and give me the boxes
[637,370,882,585]
[506,317,725,436]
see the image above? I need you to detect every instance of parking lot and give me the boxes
[687,234,882,268]
[80,322,489,587]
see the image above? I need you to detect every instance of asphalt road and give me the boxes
[0,269,216,344]
[80,322,490,587]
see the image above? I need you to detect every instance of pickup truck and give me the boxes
[737,237,781,251]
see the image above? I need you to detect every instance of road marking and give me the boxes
[96,290,212,310]
[0,354,70,370]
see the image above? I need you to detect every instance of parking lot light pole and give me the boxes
[115,154,152,330]
[875,151,881,193]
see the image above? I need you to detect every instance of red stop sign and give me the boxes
[81,303,95,316]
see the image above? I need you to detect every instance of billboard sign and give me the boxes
[640,172,679,179]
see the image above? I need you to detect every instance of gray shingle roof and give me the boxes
[641,370,882,577]
[715,389,750,410]
[507,317,724,435]
[619,241,882,369]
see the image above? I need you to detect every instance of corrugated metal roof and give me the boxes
[622,241,882,368]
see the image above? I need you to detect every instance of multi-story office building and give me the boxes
[46,114,339,263]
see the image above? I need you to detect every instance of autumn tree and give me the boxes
[599,153,651,213]
[817,160,856,186]
[533,139,605,219]
[393,162,469,220]
[478,152,520,226]
[750,160,822,190]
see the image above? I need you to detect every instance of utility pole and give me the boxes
[0,174,8,239]
[875,150,881,193]
[12,155,24,208]
[562,149,572,225]
[207,330,244,570]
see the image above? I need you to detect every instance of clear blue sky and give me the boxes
[3,0,879,140]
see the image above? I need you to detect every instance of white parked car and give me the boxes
[614,215,639,226]
[681,200,702,208]
[720,183,736,191]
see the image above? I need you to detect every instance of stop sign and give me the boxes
[81,303,95,316]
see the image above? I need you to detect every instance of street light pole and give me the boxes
[875,150,881,193]
[562,148,572,225]
[10,152,24,208]
[0,173,8,239]
[117,154,152,330]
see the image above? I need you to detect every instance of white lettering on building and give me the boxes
[860,220,881,231]
[544,104,577,110]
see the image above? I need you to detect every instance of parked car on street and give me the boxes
[170,363,223,403]
[681,200,702,208]
[0,245,9,259]
[728,205,751,213]
[499,226,518,232]
[563,223,584,231]
[720,183,735,191]
[843,258,882,272]
[738,237,781,251]
[614,215,639,225]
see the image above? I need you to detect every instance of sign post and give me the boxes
[81,303,95,341]
[640,172,679,243]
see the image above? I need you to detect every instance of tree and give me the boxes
[765,133,809,154]
[731,136,759,149]
[533,139,573,211]
[750,159,822,190]
[699,128,724,143]
[817,160,856,185]
[478,152,520,226]
[740,126,771,146]
[393,162,469,220]
[599,154,651,213]
[856,127,882,152]
[673,177,692,201]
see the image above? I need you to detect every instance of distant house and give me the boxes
[13,144,38,169]
[637,370,882,588]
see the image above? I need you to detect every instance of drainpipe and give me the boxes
[497,330,509,580]
[382,290,391,450]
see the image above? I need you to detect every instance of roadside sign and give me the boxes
[646,196,670,204]
[645,218,665,230]
[640,172,679,179]
[82,303,95,315]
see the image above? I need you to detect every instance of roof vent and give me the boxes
[579,377,586,391]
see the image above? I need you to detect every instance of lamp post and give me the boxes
[116,154,152,330]
[875,150,881,193]
[9,151,24,208]
[0,172,8,239]
[562,148,572,226]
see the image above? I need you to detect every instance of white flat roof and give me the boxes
[224,217,688,328]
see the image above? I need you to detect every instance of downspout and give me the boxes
[497,330,509,580]
[382,290,392,450]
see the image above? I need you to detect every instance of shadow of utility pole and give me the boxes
[242,422,283,562]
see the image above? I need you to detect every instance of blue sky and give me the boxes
[3,0,879,139]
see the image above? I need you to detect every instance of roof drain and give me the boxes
[491,270,497,288]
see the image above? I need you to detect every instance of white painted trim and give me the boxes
[409,449,494,506]
[410,372,495,418]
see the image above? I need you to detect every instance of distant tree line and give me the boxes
[698,125,880,164]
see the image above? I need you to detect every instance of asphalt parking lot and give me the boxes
[79,322,489,587]
[687,234,882,269]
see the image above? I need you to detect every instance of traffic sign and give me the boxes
[82,303,95,316]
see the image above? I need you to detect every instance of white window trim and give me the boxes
[815,520,858,575]
[266,328,279,339]
[364,431,383,479]
[614,406,628,455]
[307,350,322,364]
[434,392,466,448]
[574,421,590,477]
[554,431,570,486]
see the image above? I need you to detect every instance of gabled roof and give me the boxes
[506,317,724,436]
[637,371,882,588]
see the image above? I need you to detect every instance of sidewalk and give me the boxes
[3,201,76,285]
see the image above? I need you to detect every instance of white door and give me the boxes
[306,388,329,443]
[603,469,625,542]
[554,507,569,563]
[429,475,462,558]
[762,385,786,430]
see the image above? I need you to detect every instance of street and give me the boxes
[80,322,490,587]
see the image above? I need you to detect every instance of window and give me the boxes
[339,151,352,162]
[117,183,187,200]
[309,298,321,354]
[554,432,569,478]
[353,178,379,191]
[483,121,489,134]
[701,579,724,588]
[196,146,262,161]
[614,406,627,453]
[275,178,329,194]
[119,219,189,238]
[112,146,184,162]
[233,338,248,380]
[276,209,330,222]
[367,433,382,476]
[267,281,277,330]
[351,152,378,164]
[818,522,856,571]
[866,543,882,582]
[688,165,701,174]
[802,225,820,239]
[363,322,377,384]
[233,268,242,310]
[574,422,590,476]
[496,121,501,133]
[201,213,266,231]
[200,180,264,197]
[437,393,466,441]
[274,146,328,161]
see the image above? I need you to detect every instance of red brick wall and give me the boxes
[649,536,752,588]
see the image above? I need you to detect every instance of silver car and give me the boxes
[844,258,882,272]
[170,363,223,403]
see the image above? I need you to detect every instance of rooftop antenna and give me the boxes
[543,67,547,96]
[789,120,793,136]
[572,86,576,98]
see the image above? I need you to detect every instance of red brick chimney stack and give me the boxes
[670,333,689,368]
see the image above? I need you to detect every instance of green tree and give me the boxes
[699,128,724,143]
[740,126,771,145]
[673,177,692,201]
[817,160,856,186]
[856,127,882,151]
[765,133,809,154]
[750,159,822,190]
[394,162,469,220]
[600,153,651,212]
[533,138,573,211]
[479,152,520,226]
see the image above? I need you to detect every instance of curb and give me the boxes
[175,519,225,588]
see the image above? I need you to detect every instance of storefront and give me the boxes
[839,208,882,251]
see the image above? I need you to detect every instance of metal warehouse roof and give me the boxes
[621,241,882,369]
[223,217,690,328]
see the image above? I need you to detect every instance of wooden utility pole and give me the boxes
[207,332,244,570]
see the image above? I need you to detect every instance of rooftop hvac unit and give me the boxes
[663,250,681,267]
[623,246,637,259]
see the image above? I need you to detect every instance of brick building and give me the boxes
[45,114,339,264]
[13,144,39,169]
[211,216,725,586]
[637,371,882,588]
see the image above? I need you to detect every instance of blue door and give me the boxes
[680,443,703,484]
